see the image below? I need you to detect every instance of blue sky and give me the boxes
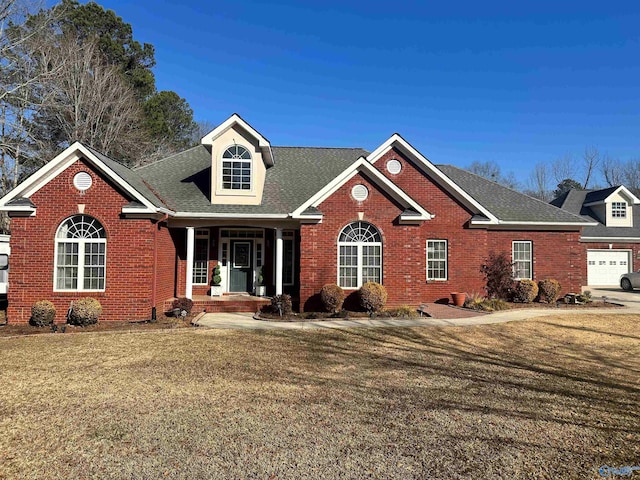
[91,1,640,184]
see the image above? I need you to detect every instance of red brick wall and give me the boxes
[299,148,585,310]
[154,224,177,312]
[487,230,585,294]
[7,159,161,323]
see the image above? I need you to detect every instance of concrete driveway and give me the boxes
[587,287,640,307]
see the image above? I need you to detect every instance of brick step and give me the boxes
[164,295,270,314]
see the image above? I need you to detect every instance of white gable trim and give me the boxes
[200,113,274,166]
[367,134,499,223]
[291,157,433,221]
[583,185,640,206]
[0,142,159,213]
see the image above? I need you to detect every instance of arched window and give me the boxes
[222,145,252,190]
[54,215,106,291]
[338,221,382,288]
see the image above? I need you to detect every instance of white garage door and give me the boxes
[587,250,631,286]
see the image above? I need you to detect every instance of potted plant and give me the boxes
[450,292,466,307]
[210,264,222,297]
[255,267,266,297]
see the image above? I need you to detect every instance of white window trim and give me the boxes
[192,228,210,285]
[337,222,383,289]
[53,218,107,292]
[426,239,448,281]
[512,240,533,280]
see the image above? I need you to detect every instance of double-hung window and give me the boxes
[427,240,447,280]
[512,241,532,280]
[338,222,382,288]
[54,215,106,291]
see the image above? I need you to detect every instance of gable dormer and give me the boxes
[201,114,274,205]
[584,185,640,227]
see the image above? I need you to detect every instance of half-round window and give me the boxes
[338,221,382,288]
[222,145,252,190]
[55,215,106,291]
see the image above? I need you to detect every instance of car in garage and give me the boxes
[620,271,640,291]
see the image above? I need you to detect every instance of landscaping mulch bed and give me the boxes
[505,300,623,309]
[258,299,622,322]
[0,314,194,337]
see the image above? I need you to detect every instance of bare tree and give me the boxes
[582,146,600,189]
[467,160,520,189]
[601,155,623,187]
[551,154,574,185]
[525,162,552,201]
[33,34,149,164]
[0,0,64,233]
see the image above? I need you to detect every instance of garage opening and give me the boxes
[587,250,631,286]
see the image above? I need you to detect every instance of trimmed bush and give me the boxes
[30,300,56,327]
[212,264,222,286]
[320,284,345,313]
[359,282,388,312]
[270,294,293,315]
[171,297,194,314]
[67,298,102,326]
[513,279,539,303]
[538,279,561,303]
[480,252,514,300]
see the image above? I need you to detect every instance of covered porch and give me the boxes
[173,223,300,302]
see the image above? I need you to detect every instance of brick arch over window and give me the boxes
[54,215,106,291]
[337,221,382,288]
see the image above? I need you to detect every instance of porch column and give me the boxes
[275,228,283,295]
[185,227,195,299]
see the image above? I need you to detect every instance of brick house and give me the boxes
[551,185,640,287]
[0,114,592,323]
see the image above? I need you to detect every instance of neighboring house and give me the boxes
[551,186,640,287]
[0,114,592,323]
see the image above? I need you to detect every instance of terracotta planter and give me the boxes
[451,292,466,307]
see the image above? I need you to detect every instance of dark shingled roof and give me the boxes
[79,142,591,225]
[584,186,619,204]
[551,188,640,239]
[83,145,167,209]
[436,165,589,224]
[134,145,369,214]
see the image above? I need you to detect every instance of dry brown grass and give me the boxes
[1,314,638,479]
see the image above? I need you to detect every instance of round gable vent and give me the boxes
[73,172,93,192]
[386,158,402,174]
[351,184,369,202]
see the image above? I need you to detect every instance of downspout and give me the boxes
[151,214,169,321]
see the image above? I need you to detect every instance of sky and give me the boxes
[78,1,640,186]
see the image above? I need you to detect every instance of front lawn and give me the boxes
[1,315,638,479]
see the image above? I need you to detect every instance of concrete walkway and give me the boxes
[194,298,640,330]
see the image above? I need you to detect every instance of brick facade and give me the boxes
[299,148,585,310]
[4,145,590,322]
[7,159,164,323]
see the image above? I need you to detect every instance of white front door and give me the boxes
[587,250,631,286]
